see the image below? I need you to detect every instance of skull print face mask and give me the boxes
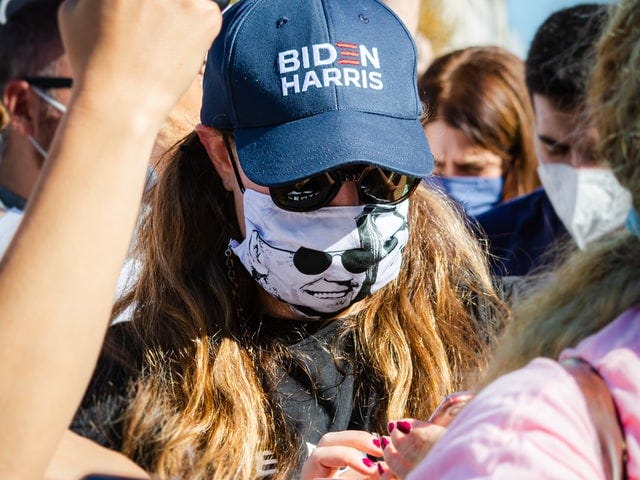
[230,189,409,319]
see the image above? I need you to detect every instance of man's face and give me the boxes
[532,93,600,168]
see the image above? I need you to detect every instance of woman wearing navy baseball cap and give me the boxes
[72,0,505,478]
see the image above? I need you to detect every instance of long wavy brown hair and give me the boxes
[108,131,505,479]
[419,46,539,201]
[479,0,640,387]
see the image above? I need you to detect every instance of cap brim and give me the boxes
[235,110,434,187]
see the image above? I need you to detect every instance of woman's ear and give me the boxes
[195,124,235,191]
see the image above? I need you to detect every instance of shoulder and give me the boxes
[475,189,567,276]
[409,358,603,479]
[476,188,556,234]
[561,305,640,467]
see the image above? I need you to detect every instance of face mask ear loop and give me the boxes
[30,86,67,114]
[223,134,246,194]
[27,135,48,159]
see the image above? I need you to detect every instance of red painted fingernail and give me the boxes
[397,421,412,434]
[373,438,381,448]
[378,463,385,474]
[381,437,389,449]
[362,458,375,468]
[388,422,395,433]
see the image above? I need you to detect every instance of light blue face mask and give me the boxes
[424,175,504,217]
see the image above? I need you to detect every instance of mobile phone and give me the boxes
[427,391,474,427]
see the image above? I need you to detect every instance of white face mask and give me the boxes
[231,189,409,319]
[537,162,632,249]
[28,86,68,160]
[31,86,68,114]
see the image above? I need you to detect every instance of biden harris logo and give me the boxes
[277,42,383,96]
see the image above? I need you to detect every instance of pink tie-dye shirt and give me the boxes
[408,305,640,479]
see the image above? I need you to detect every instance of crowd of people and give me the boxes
[0,0,637,479]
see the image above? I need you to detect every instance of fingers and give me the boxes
[303,446,378,478]
[382,419,447,478]
[377,460,400,480]
[317,430,384,457]
[58,0,222,120]
[379,437,412,479]
[301,431,383,480]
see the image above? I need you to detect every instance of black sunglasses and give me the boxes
[223,135,420,212]
[293,238,399,275]
[23,77,73,89]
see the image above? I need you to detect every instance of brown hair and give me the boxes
[110,132,505,479]
[419,46,539,200]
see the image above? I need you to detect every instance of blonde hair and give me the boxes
[107,133,504,479]
[480,0,640,386]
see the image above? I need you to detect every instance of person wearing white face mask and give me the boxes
[0,0,71,212]
[535,123,631,251]
[0,0,205,263]
[476,3,631,280]
[0,0,70,257]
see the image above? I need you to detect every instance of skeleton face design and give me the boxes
[246,231,368,312]
[231,190,409,318]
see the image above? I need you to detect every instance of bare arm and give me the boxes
[44,431,150,480]
[0,0,221,478]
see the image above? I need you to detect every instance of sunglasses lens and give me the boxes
[270,167,419,211]
[341,249,377,273]
[360,168,420,204]
[271,172,337,211]
[293,247,333,275]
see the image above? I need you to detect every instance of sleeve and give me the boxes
[408,358,605,479]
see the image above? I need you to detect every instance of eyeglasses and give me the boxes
[223,135,420,212]
[24,77,72,114]
[23,76,73,89]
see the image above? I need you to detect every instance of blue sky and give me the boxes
[507,0,615,56]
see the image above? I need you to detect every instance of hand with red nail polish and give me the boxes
[301,430,384,479]
[396,421,412,434]
[381,418,447,479]
[376,459,400,480]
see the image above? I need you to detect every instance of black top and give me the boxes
[71,317,373,473]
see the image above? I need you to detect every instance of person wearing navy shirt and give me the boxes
[476,4,631,280]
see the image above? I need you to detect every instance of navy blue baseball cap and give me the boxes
[201,0,434,187]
